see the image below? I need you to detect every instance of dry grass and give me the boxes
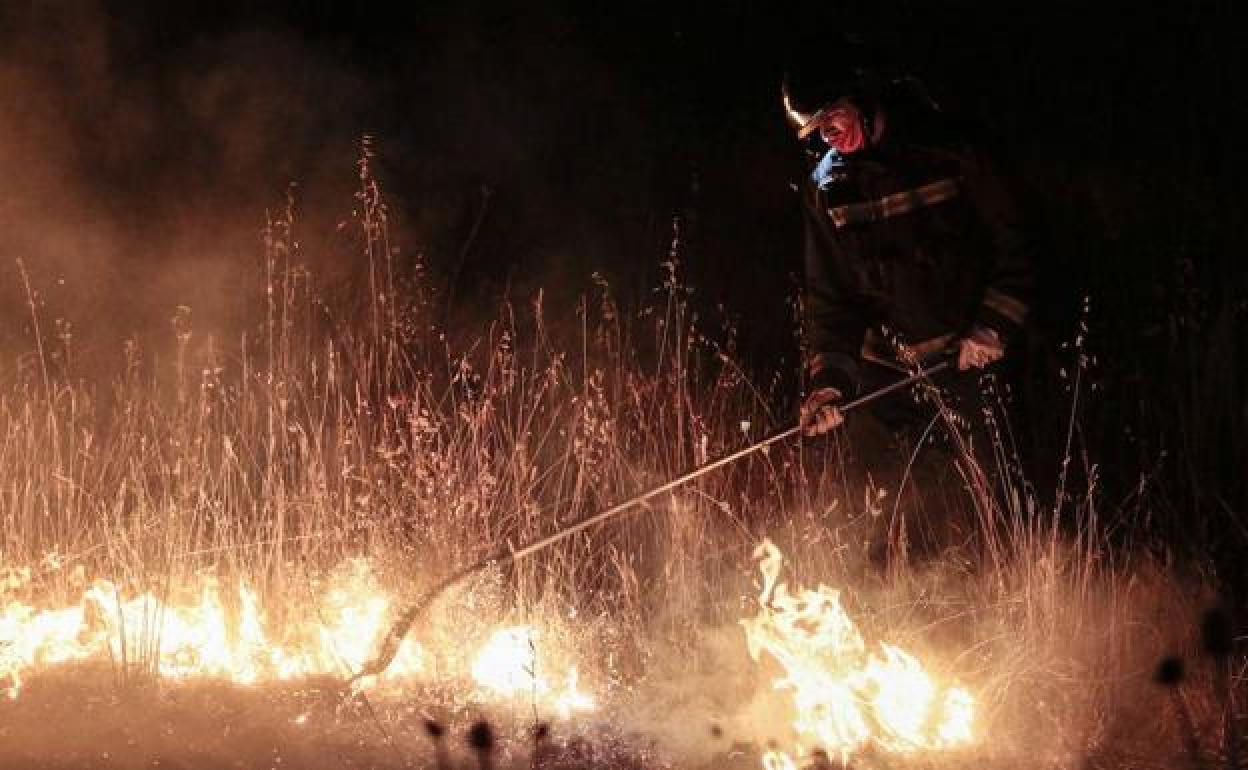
[0,146,1238,769]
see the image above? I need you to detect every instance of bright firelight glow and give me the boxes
[472,626,595,717]
[0,561,424,697]
[0,559,593,718]
[741,540,974,765]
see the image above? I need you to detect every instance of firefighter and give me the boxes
[786,50,1036,563]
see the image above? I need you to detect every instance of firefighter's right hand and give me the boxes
[800,387,845,436]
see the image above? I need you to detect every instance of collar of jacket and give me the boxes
[811,148,848,190]
[809,139,901,191]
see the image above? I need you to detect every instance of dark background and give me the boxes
[1,2,1244,559]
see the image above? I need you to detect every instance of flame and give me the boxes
[0,561,423,696]
[471,626,595,717]
[0,560,593,718]
[741,540,973,765]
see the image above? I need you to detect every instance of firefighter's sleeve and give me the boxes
[961,147,1037,342]
[802,199,867,396]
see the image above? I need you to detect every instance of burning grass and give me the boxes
[0,152,1238,769]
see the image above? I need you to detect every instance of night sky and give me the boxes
[1,1,1244,510]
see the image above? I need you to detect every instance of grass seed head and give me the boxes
[1155,656,1185,687]
[468,720,496,753]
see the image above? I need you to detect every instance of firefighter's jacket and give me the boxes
[801,118,1036,396]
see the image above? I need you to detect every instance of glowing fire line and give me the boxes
[0,560,592,717]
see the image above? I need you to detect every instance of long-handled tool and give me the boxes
[351,357,952,683]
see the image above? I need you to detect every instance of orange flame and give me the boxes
[741,540,973,765]
[0,562,424,696]
[0,559,592,718]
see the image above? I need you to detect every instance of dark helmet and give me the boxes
[780,35,893,139]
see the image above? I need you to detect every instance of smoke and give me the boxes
[620,621,793,761]
[0,1,371,372]
[0,1,671,377]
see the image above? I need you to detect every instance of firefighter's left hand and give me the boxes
[957,327,1005,371]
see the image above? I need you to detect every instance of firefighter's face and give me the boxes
[814,98,866,155]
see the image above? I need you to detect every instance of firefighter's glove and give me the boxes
[957,326,1005,371]
[801,387,845,436]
